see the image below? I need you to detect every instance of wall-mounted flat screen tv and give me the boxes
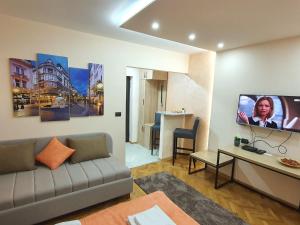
[236,95,300,132]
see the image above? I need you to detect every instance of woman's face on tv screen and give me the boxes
[257,100,271,117]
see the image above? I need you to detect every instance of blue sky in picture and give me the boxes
[69,67,89,96]
[37,53,68,71]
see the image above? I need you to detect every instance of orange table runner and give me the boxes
[80,191,200,225]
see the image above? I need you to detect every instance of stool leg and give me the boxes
[172,135,176,165]
[175,137,178,159]
[156,131,160,155]
[173,136,178,165]
[192,137,196,153]
[192,137,196,167]
[151,129,154,155]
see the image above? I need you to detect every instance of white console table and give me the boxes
[216,145,300,209]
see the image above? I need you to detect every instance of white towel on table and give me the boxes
[55,220,81,225]
[128,205,176,225]
[128,215,138,225]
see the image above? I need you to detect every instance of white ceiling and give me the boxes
[0,0,203,54]
[123,0,300,51]
[1,0,300,52]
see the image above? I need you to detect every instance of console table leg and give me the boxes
[231,157,235,182]
[188,156,192,174]
[215,151,221,189]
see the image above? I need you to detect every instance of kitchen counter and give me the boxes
[160,111,193,116]
[158,112,193,159]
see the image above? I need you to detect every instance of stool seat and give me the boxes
[174,128,194,139]
[152,124,161,131]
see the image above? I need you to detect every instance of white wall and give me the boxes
[166,73,189,112]
[0,14,189,162]
[210,37,300,207]
[166,51,216,151]
[126,67,140,143]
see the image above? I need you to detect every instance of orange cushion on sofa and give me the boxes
[36,137,75,170]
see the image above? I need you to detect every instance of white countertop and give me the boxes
[160,111,193,116]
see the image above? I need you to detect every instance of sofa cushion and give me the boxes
[0,156,131,211]
[0,133,113,156]
[0,141,36,174]
[67,134,109,164]
[36,137,75,170]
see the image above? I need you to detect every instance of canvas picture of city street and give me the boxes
[37,53,70,122]
[9,58,39,117]
[89,63,104,116]
[8,53,105,121]
[69,67,89,117]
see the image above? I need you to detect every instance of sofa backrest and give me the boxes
[0,132,113,155]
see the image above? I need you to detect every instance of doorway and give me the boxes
[126,76,130,142]
[125,67,164,168]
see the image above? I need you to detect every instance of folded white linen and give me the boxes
[128,215,138,225]
[55,220,81,225]
[128,205,176,225]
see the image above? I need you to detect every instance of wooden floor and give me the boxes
[43,156,300,225]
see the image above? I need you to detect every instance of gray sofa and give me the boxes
[0,133,133,225]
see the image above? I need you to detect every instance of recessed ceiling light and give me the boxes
[188,33,196,41]
[151,22,159,30]
[217,42,224,49]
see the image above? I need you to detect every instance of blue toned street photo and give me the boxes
[89,63,104,116]
[69,67,89,117]
[37,53,70,121]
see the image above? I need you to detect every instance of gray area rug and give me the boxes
[134,172,248,225]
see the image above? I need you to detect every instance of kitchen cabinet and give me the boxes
[140,69,168,80]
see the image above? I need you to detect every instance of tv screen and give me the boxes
[236,95,300,132]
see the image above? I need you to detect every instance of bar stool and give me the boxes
[173,117,200,165]
[151,112,161,155]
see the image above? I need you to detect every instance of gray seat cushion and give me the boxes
[0,156,130,211]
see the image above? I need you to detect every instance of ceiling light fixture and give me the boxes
[217,42,224,49]
[188,33,196,41]
[152,22,159,30]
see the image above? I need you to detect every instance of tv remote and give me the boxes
[241,145,266,154]
[256,149,266,154]
[241,145,257,152]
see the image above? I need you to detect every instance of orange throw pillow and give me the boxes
[36,137,75,170]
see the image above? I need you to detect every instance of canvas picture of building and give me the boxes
[69,67,89,117]
[9,58,39,117]
[37,53,70,121]
[89,63,104,116]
